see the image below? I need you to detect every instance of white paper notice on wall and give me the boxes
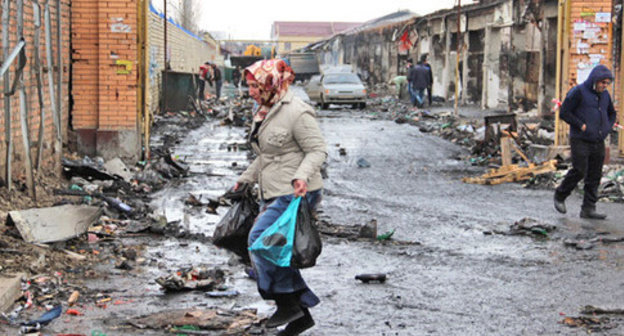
[595,12,611,23]
[577,66,593,84]
[573,21,587,32]
[589,54,605,64]
[577,42,590,54]
[111,18,131,33]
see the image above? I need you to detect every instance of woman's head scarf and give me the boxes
[244,59,295,122]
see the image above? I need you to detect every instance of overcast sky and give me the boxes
[152,0,470,40]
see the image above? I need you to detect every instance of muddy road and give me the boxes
[21,91,624,335]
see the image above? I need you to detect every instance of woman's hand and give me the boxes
[293,179,307,197]
[233,182,240,191]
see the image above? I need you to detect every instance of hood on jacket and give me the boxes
[582,64,614,91]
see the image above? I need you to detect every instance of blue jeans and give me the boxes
[410,87,425,107]
[248,190,322,307]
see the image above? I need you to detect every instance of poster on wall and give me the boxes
[577,64,595,84]
[595,12,611,23]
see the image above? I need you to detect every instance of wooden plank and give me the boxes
[501,137,512,166]
[463,160,557,185]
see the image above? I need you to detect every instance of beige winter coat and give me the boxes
[237,90,327,200]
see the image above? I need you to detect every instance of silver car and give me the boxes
[305,72,367,109]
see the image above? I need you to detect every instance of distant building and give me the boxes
[271,21,362,55]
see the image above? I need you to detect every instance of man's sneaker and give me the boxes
[580,208,607,220]
[554,195,566,214]
[277,308,315,336]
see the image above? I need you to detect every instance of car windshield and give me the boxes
[323,74,360,84]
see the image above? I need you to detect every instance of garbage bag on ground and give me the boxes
[291,197,322,269]
[212,186,259,260]
[249,197,301,267]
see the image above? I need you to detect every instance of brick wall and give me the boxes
[72,0,139,160]
[147,6,217,114]
[558,0,616,147]
[0,0,70,182]
[566,1,613,90]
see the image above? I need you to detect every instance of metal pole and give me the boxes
[32,0,46,171]
[44,0,61,157]
[139,0,150,160]
[55,0,62,144]
[163,0,167,114]
[0,41,26,77]
[2,0,12,190]
[554,0,564,146]
[454,0,461,117]
[16,0,35,199]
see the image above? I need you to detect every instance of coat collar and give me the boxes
[257,89,294,134]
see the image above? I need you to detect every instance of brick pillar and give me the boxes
[72,0,139,160]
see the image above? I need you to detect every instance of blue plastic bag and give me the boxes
[248,197,301,267]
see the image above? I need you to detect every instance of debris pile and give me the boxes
[128,308,263,334]
[155,266,226,292]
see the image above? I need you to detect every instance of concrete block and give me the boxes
[0,273,24,313]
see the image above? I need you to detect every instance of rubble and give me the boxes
[127,308,262,334]
[155,267,226,292]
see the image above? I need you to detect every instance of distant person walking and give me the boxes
[420,54,433,106]
[198,62,211,101]
[408,60,431,108]
[554,64,616,219]
[211,63,223,101]
[232,66,242,87]
[406,59,414,104]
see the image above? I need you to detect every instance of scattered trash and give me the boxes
[127,308,261,333]
[62,157,117,181]
[357,158,371,168]
[21,304,62,328]
[66,308,83,316]
[155,267,225,292]
[560,316,616,332]
[103,158,134,182]
[492,218,556,238]
[358,219,377,239]
[581,305,624,315]
[377,229,395,241]
[355,273,387,284]
[68,290,80,306]
[205,290,239,298]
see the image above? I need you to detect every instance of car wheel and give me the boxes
[320,95,329,110]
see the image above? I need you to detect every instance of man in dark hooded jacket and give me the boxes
[554,65,617,219]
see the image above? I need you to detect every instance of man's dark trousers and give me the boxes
[555,138,605,210]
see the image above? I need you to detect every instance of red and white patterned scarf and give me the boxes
[244,59,295,122]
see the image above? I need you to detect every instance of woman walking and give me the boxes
[235,59,327,335]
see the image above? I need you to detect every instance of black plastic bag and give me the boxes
[291,197,322,268]
[212,186,258,261]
